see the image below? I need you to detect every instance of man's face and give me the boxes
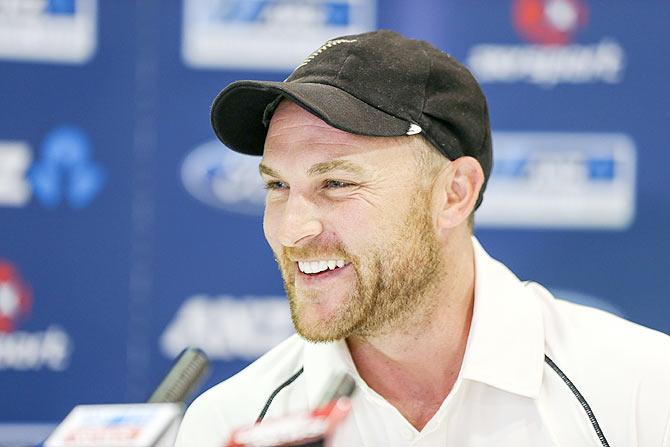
[261,101,444,342]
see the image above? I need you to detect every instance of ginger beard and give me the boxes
[274,188,444,342]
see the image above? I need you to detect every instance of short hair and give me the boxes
[406,134,475,231]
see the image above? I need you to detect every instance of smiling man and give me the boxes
[176,30,670,446]
[261,106,466,348]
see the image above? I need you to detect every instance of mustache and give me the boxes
[281,241,350,262]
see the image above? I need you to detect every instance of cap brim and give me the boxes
[210,80,411,155]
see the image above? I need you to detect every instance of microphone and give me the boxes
[44,347,209,446]
[148,347,210,403]
[225,372,356,447]
[316,372,356,406]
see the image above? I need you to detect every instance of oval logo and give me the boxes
[181,140,265,215]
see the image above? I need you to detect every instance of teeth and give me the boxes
[298,259,346,274]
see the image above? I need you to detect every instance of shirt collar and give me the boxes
[302,237,545,406]
[459,236,545,398]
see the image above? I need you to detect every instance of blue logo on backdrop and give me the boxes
[212,0,351,26]
[476,132,636,229]
[181,0,375,70]
[29,126,105,208]
[181,140,265,215]
[46,0,77,15]
[493,155,616,182]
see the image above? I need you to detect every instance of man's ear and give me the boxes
[435,156,484,230]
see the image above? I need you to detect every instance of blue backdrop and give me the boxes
[1,0,668,442]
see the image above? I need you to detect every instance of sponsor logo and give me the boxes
[160,295,294,361]
[297,38,357,68]
[466,0,626,86]
[0,260,73,371]
[64,427,142,443]
[181,0,375,70]
[0,126,105,208]
[0,142,31,206]
[29,126,106,208]
[181,140,265,215]
[513,0,588,45]
[0,0,97,64]
[0,260,32,332]
[476,132,636,229]
[45,404,180,445]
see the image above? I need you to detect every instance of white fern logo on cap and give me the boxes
[297,39,358,69]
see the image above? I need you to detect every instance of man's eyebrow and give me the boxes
[306,159,365,176]
[259,163,280,178]
[259,160,366,178]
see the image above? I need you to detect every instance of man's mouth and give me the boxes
[297,259,348,276]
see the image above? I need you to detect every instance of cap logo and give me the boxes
[406,123,422,135]
[297,38,357,69]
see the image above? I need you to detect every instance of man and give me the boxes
[176,30,670,446]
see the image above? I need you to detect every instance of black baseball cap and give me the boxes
[210,30,492,208]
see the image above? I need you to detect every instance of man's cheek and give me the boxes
[262,211,279,247]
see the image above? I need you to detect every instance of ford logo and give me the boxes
[181,140,265,215]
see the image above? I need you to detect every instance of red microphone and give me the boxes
[225,373,356,447]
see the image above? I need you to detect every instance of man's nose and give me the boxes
[277,193,323,247]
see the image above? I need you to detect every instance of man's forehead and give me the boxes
[263,100,417,168]
[264,104,360,162]
[265,100,363,149]
[267,100,328,129]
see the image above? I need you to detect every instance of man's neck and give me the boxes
[346,236,475,431]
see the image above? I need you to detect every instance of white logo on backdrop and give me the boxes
[181,140,266,215]
[0,0,97,64]
[160,295,294,360]
[181,0,375,70]
[0,325,72,371]
[0,142,32,206]
[467,40,625,87]
[0,261,74,371]
[466,0,626,87]
[477,132,636,230]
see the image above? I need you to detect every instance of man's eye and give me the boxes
[264,181,288,190]
[323,179,353,189]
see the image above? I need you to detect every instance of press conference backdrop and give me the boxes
[1,0,668,442]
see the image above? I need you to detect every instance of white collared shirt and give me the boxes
[175,238,670,446]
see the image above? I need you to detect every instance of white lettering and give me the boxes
[160,295,294,360]
[0,325,72,371]
[467,39,626,87]
[0,143,31,206]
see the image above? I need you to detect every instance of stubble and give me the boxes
[276,188,444,342]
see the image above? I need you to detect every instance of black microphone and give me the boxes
[148,347,210,403]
